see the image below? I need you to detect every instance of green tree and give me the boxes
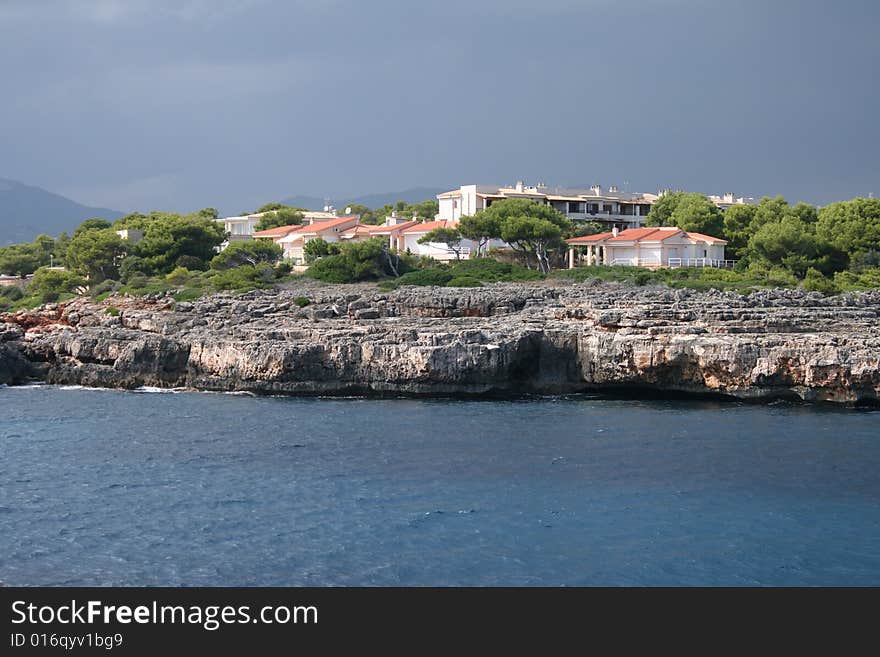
[307,238,410,283]
[418,227,464,261]
[745,216,845,278]
[54,231,71,266]
[303,237,339,263]
[65,228,127,281]
[113,212,152,230]
[645,191,686,227]
[459,213,503,256]
[255,202,287,213]
[27,267,85,302]
[210,240,282,269]
[722,204,757,260]
[133,213,226,273]
[500,217,563,274]
[751,196,791,230]
[73,218,113,237]
[816,197,880,258]
[647,192,723,236]
[118,256,153,283]
[0,244,41,276]
[255,207,305,231]
[198,207,219,220]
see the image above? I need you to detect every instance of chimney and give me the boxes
[591,184,602,195]
[515,180,524,192]
[612,226,619,237]
[609,185,618,193]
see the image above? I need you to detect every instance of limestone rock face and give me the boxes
[1,282,878,403]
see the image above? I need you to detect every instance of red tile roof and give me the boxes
[566,227,726,245]
[399,219,458,234]
[252,224,303,238]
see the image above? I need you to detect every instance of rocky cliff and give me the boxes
[2,281,879,404]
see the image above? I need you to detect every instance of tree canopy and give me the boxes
[132,212,226,273]
[646,192,723,236]
[816,197,880,258]
[254,207,305,231]
[210,240,282,270]
[418,227,464,260]
[65,228,126,281]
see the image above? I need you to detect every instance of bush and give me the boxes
[211,240,283,270]
[392,268,454,287]
[446,275,483,288]
[275,261,292,276]
[175,255,208,271]
[27,267,85,303]
[119,256,153,283]
[0,286,23,301]
[834,267,880,290]
[802,268,839,295]
[104,306,120,316]
[165,266,192,286]
[293,296,310,307]
[173,287,205,302]
[450,258,543,282]
[89,279,119,298]
[124,274,148,290]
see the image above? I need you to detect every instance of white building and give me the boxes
[397,219,507,261]
[438,183,657,229]
[215,210,341,249]
[565,227,731,269]
[438,182,755,229]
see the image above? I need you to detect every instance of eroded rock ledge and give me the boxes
[1,281,879,404]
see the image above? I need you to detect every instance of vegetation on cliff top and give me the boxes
[2,193,880,313]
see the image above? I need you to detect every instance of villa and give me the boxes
[256,216,361,263]
[215,209,340,249]
[565,227,731,269]
[437,182,754,230]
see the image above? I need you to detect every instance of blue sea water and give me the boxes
[1,385,878,586]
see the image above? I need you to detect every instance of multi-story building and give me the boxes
[437,182,755,229]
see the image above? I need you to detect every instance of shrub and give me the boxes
[89,279,119,298]
[165,266,192,286]
[104,306,121,316]
[119,256,153,283]
[802,268,839,295]
[173,287,205,302]
[446,275,483,287]
[175,255,208,271]
[0,286,24,301]
[450,258,543,282]
[293,296,310,307]
[211,240,282,270]
[27,267,85,303]
[393,268,454,287]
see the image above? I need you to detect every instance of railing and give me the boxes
[667,258,736,269]
[421,243,472,259]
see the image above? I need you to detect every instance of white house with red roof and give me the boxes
[565,227,731,269]
[256,216,361,263]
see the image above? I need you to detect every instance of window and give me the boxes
[567,201,583,214]
[587,203,599,214]
[603,204,613,213]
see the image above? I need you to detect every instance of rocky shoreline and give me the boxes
[1,280,879,404]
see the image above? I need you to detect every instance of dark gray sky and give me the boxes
[1,0,877,214]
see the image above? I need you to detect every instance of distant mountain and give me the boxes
[0,177,122,245]
[280,186,449,211]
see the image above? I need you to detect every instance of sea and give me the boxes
[1,385,878,586]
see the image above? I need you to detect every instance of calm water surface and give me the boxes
[1,386,878,586]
